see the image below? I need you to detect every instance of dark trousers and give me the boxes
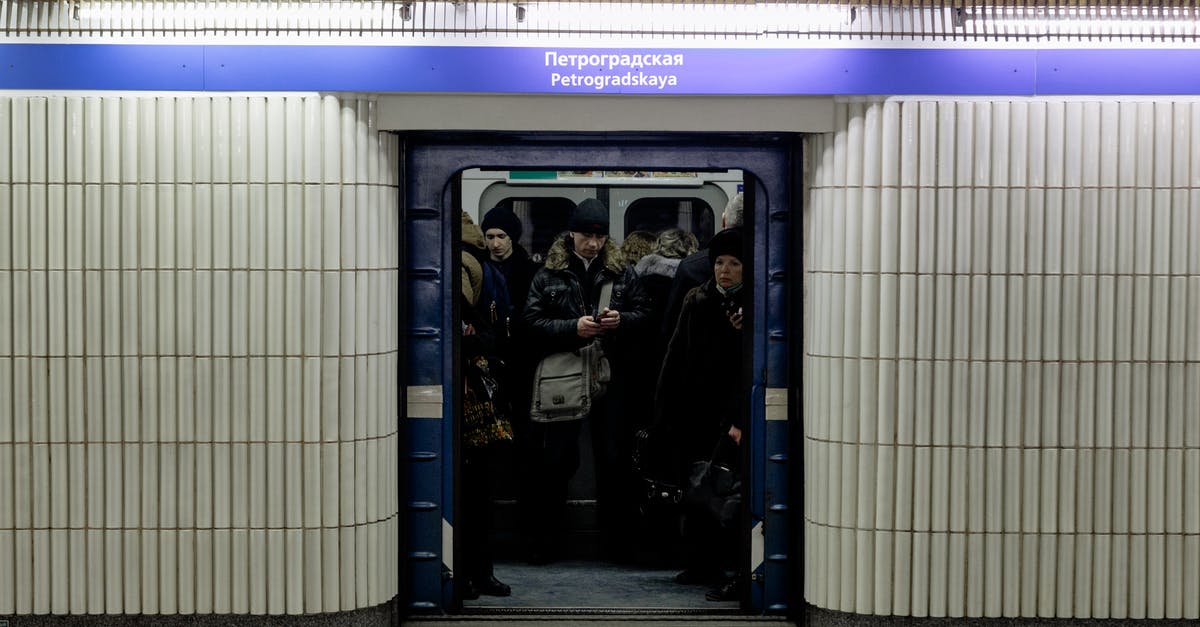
[522,418,580,556]
[680,503,737,574]
[522,391,639,559]
[461,444,498,583]
[589,387,638,553]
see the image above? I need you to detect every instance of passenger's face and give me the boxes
[571,232,607,259]
[485,228,513,261]
[714,254,743,288]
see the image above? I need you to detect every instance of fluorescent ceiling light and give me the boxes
[78,1,384,22]
[966,6,1196,33]
[519,2,853,32]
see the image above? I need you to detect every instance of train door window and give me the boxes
[622,197,716,246]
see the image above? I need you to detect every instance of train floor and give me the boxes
[463,559,739,611]
[409,618,796,626]
[412,618,795,626]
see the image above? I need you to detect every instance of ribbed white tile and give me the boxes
[249,529,267,614]
[230,529,248,613]
[806,98,1200,618]
[18,94,384,614]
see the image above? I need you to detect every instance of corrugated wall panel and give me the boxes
[0,94,399,615]
[805,97,1200,619]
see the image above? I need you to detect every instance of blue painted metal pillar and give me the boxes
[402,202,446,613]
[748,168,793,615]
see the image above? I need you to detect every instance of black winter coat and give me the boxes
[661,249,712,338]
[491,243,540,414]
[654,279,744,471]
[634,253,681,347]
[493,242,538,326]
[523,236,651,360]
[627,254,682,429]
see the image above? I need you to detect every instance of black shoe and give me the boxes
[705,577,739,602]
[460,579,480,600]
[474,575,512,597]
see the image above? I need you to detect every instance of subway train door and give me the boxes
[400,133,798,615]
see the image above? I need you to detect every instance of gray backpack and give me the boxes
[529,282,612,423]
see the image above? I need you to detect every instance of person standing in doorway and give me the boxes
[522,198,651,564]
[653,227,746,601]
[458,211,514,599]
[479,205,543,566]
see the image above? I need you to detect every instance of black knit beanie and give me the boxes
[480,206,523,242]
[568,198,609,235]
[708,228,743,266]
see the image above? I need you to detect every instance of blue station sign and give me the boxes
[2,44,1200,94]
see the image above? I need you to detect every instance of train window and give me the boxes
[623,197,716,246]
[466,168,740,257]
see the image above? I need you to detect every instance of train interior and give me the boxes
[455,167,748,612]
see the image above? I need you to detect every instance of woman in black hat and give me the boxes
[651,227,745,600]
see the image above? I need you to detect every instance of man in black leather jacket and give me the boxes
[522,198,651,563]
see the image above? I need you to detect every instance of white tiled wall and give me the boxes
[804,98,1200,619]
[0,94,400,615]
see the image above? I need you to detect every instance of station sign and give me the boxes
[2,44,1199,94]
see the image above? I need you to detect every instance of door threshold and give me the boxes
[462,607,744,616]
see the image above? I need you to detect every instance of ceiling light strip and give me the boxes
[2,1,1200,42]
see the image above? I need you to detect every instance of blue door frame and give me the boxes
[400,133,797,615]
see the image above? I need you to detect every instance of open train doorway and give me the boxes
[458,167,743,613]
[400,133,797,616]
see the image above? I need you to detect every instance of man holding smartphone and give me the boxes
[522,198,651,564]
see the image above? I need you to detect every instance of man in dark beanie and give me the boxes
[481,206,524,255]
[521,197,651,564]
[568,197,610,235]
[479,205,536,315]
[479,204,542,566]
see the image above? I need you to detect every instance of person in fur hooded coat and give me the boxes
[521,198,651,563]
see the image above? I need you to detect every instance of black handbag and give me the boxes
[683,438,742,528]
[632,428,683,506]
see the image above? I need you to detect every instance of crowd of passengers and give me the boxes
[458,193,746,603]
